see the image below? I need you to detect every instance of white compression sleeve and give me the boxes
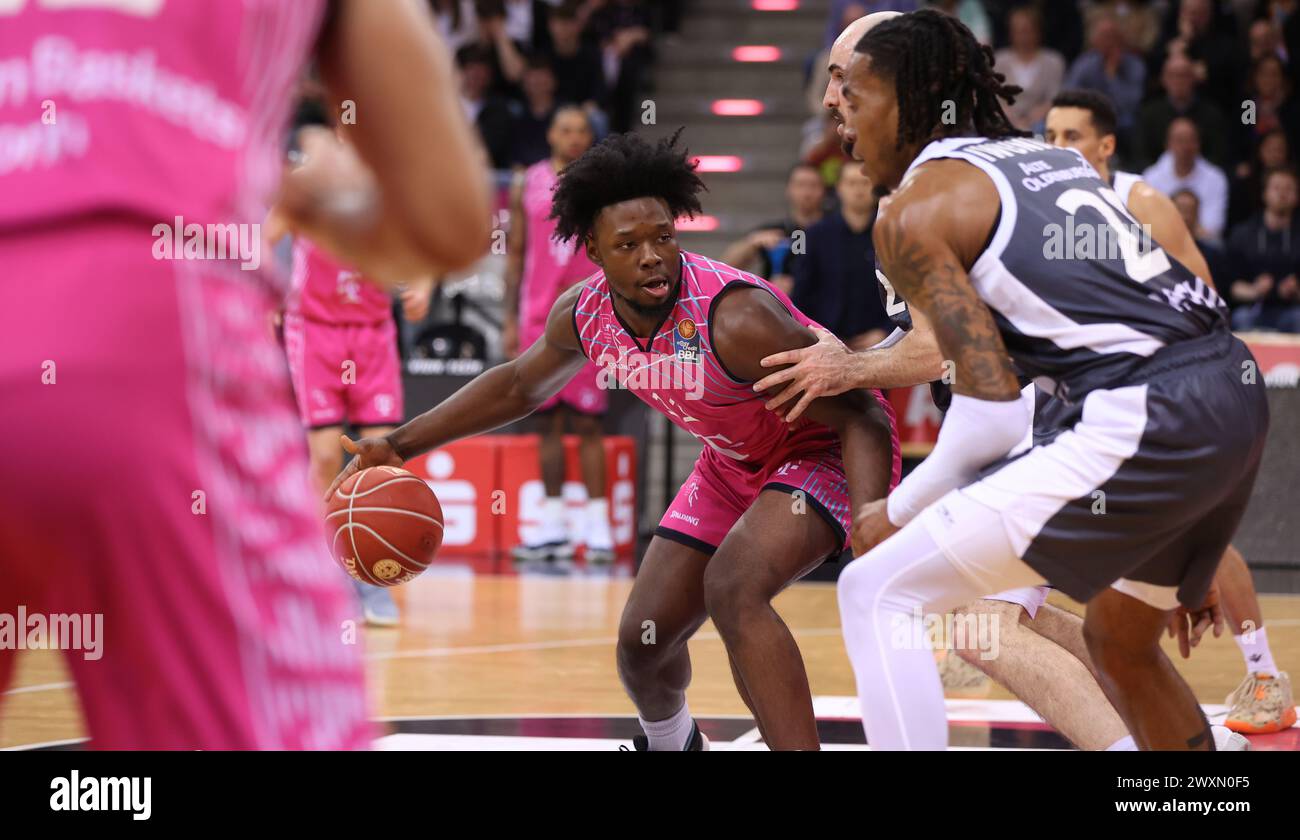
[886,393,1030,527]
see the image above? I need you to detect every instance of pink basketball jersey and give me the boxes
[573,252,841,464]
[0,0,324,294]
[286,238,393,325]
[519,159,596,333]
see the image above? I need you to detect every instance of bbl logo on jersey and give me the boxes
[674,319,699,363]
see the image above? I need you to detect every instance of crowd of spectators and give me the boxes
[762,0,1300,335]
[438,0,679,170]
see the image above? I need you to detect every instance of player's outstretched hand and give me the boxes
[1166,582,1225,659]
[753,327,853,423]
[852,498,898,557]
[324,435,404,502]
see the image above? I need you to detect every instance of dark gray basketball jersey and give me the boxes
[906,136,1228,402]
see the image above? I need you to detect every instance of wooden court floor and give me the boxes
[3,568,1298,749]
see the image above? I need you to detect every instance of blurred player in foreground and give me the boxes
[0,0,489,748]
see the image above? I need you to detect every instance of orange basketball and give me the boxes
[325,466,444,587]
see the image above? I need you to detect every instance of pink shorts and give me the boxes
[0,223,370,749]
[539,361,608,415]
[657,444,854,557]
[284,313,404,428]
[521,318,607,415]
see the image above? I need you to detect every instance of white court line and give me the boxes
[372,627,843,661]
[2,681,73,697]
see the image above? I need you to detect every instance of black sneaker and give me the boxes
[620,721,709,751]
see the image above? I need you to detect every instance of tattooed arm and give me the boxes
[853,160,1031,551]
[871,160,1020,403]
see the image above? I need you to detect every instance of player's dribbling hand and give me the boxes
[852,498,898,556]
[752,327,853,423]
[324,435,404,502]
[1166,582,1225,659]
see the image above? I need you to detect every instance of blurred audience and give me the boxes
[1143,117,1229,239]
[1086,1,1162,55]
[1240,54,1300,164]
[928,0,994,44]
[1135,52,1229,170]
[995,6,1066,130]
[721,164,828,295]
[1172,187,1233,286]
[1226,166,1300,331]
[791,165,893,350]
[1232,127,1291,225]
[458,43,515,168]
[1064,14,1147,140]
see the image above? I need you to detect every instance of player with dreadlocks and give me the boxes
[832,9,1266,750]
[328,130,900,750]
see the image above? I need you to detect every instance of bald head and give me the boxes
[823,11,901,121]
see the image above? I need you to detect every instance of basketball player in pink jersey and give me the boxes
[283,235,432,625]
[0,0,489,749]
[329,131,901,750]
[503,106,615,566]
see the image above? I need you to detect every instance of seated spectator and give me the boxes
[1171,188,1232,286]
[543,2,609,111]
[510,57,559,167]
[720,163,827,295]
[1085,0,1161,55]
[457,43,515,168]
[791,165,892,350]
[987,0,1085,65]
[1152,0,1242,115]
[1143,117,1229,239]
[1240,54,1300,167]
[1226,166,1300,332]
[927,0,993,45]
[994,5,1066,131]
[584,0,653,132]
[1248,16,1287,64]
[1135,53,1229,170]
[1231,128,1291,227]
[1063,14,1147,142]
[822,0,919,48]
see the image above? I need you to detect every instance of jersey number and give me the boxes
[876,270,907,316]
[1054,188,1171,284]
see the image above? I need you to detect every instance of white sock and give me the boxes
[537,496,566,545]
[585,497,613,549]
[640,703,694,751]
[1234,627,1279,677]
[1107,736,1137,751]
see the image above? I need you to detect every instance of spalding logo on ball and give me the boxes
[326,466,445,587]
